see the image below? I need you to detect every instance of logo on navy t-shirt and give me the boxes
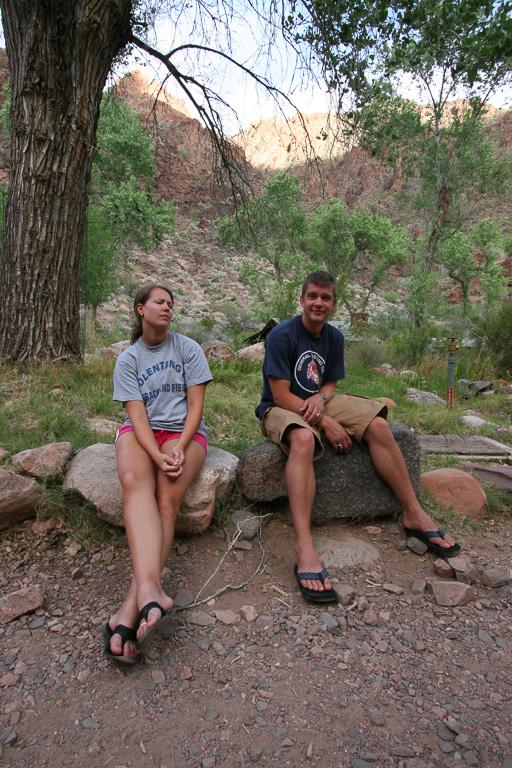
[294,350,326,394]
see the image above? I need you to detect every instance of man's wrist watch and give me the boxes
[319,392,327,401]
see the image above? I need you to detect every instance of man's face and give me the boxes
[300,282,337,327]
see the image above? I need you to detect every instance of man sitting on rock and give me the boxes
[255,270,460,603]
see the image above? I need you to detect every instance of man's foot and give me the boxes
[294,565,338,603]
[403,510,460,557]
[294,541,336,594]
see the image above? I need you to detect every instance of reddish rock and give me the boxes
[31,518,58,536]
[433,559,454,578]
[420,468,487,518]
[337,585,356,606]
[11,441,73,482]
[427,581,474,606]
[481,566,512,588]
[204,344,234,362]
[0,585,44,624]
[0,469,45,530]
[213,609,239,625]
[449,555,477,584]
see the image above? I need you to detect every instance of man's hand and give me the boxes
[299,393,326,426]
[321,416,352,454]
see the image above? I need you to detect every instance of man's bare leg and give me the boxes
[363,417,456,549]
[285,426,333,592]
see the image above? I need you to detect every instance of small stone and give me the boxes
[202,758,216,768]
[240,605,258,622]
[433,559,454,578]
[390,746,415,757]
[233,540,253,550]
[426,581,474,607]
[365,526,382,535]
[318,612,338,629]
[439,740,455,753]
[481,566,512,588]
[81,718,101,729]
[382,583,403,595]
[336,585,356,606]
[362,608,378,626]
[463,750,479,766]
[407,537,428,556]
[151,669,165,684]
[204,709,218,721]
[213,609,239,625]
[411,578,426,594]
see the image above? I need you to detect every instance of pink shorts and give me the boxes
[115,425,207,452]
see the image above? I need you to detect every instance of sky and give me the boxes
[1,5,510,137]
[115,5,512,136]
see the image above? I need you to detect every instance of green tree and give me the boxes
[288,0,512,258]
[308,201,411,314]
[81,94,175,319]
[219,172,310,318]
[0,1,308,362]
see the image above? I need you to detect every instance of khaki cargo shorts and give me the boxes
[260,394,388,460]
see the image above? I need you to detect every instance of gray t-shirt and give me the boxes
[113,332,212,438]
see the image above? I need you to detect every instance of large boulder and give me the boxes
[11,441,73,482]
[236,423,420,524]
[0,469,45,530]
[420,468,487,519]
[63,444,123,524]
[63,443,238,534]
[176,446,238,534]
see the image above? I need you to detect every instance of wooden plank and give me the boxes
[418,434,512,457]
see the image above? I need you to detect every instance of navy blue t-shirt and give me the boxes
[255,315,345,419]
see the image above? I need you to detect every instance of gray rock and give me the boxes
[11,441,73,482]
[236,424,420,524]
[406,388,444,406]
[229,509,262,540]
[407,537,428,556]
[236,342,265,362]
[63,444,124,525]
[0,469,45,530]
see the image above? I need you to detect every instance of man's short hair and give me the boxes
[301,271,337,300]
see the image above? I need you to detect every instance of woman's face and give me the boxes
[137,287,174,330]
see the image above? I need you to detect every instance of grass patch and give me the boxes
[37,486,121,547]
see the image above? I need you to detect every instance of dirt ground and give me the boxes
[1,512,511,768]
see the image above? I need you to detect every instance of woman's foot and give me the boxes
[136,587,175,644]
[106,600,140,660]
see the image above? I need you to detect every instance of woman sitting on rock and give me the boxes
[104,282,212,663]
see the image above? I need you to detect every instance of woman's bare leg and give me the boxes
[136,438,206,638]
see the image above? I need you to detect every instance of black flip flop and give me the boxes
[103,622,142,664]
[135,601,176,649]
[404,527,461,558]
[294,565,338,604]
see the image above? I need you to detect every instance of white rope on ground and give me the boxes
[173,512,274,613]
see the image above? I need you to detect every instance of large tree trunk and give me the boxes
[0,0,131,362]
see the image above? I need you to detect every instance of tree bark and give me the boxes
[0,0,131,361]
